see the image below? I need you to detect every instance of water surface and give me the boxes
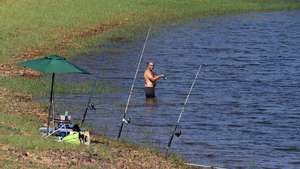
[56,11,300,169]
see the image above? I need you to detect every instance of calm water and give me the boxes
[56,11,300,169]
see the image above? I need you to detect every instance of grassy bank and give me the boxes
[1,0,300,168]
[0,87,188,169]
[1,0,300,64]
[0,76,123,95]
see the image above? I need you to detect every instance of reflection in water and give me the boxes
[145,97,158,107]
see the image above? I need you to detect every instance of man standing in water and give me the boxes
[144,61,165,98]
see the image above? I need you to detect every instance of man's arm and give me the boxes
[146,71,164,82]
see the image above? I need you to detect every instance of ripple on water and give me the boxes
[56,10,300,169]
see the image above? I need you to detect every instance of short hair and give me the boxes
[147,61,154,65]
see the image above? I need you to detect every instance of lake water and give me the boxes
[56,11,300,169]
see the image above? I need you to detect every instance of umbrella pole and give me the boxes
[47,73,55,135]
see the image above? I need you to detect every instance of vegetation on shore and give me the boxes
[0,76,123,95]
[0,88,188,169]
[1,0,300,168]
[1,0,300,64]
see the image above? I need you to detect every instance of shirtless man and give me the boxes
[144,61,165,98]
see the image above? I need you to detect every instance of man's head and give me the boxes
[147,61,154,71]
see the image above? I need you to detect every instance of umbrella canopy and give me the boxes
[18,55,89,74]
[18,55,90,135]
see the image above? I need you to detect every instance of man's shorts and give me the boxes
[144,87,155,98]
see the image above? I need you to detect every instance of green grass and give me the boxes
[0,1,300,168]
[0,113,39,134]
[0,76,47,94]
[1,0,299,95]
[1,0,300,64]
[0,76,123,95]
[0,112,75,150]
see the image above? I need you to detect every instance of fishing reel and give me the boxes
[88,103,96,111]
[122,117,131,124]
[175,127,182,137]
[161,75,167,80]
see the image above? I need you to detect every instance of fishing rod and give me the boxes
[117,26,152,139]
[80,80,97,127]
[166,64,202,154]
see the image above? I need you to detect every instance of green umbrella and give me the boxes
[18,55,90,134]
